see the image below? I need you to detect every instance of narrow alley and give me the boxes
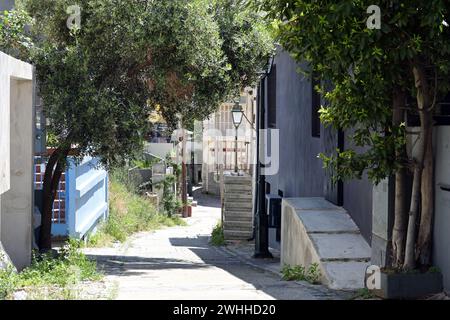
[83,189,349,300]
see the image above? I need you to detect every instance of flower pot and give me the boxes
[372,271,443,299]
[182,205,192,218]
[187,205,192,217]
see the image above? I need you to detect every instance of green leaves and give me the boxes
[256,0,450,184]
[0,9,33,60]
[4,1,272,170]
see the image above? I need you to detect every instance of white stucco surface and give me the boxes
[0,52,33,194]
[0,51,34,270]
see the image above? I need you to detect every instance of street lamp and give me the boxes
[231,101,243,174]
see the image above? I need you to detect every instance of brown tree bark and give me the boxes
[404,63,433,270]
[39,147,70,251]
[391,90,408,267]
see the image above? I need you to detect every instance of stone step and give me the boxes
[224,220,253,230]
[223,211,253,221]
[224,184,252,192]
[224,190,252,197]
[224,218,253,225]
[224,203,253,211]
[224,197,253,204]
[322,261,371,290]
[224,230,253,240]
[224,194,253,201]
[224,176,252,185]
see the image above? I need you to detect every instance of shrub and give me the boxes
[210,223,226,246]
[281,263,321,284]
[87,170,185,246]
[0,240,101,300]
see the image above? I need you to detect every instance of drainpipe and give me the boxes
[253,77,273,259]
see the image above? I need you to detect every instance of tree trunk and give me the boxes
[181,127,187,216]
[404,63,433,270]
[416,125,434,266]
[391,90,408,267]
[39,147,69,251]
[403,161,423,269]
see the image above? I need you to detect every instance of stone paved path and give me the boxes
[84,189,349,300]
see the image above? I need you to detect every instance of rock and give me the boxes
[12,291,28,300]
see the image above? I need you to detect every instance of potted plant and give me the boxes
[369,266,443,299]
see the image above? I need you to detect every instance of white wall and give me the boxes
[0,51,34,270]
[144,142,174,159]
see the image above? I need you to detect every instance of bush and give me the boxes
[87,170,185,246]
[0,239,101,300]
[210,222,226,246]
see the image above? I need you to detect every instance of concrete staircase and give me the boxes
[223,174,253,240]
[281,197,371,290]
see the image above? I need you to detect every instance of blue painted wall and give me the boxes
[262,48,373,243]
[0,0,15,11]
[51,157,108,239]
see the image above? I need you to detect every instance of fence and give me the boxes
[34,156,108,239]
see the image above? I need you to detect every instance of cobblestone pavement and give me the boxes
[83,189,352,300]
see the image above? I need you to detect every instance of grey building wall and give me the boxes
[263,49,373,245]
[264,50,324,198]
[433,126,450,292]
[343,139,373,242]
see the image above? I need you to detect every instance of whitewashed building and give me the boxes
[0,50,34,270]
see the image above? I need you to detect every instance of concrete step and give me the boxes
[225,191,252,197]
[224,230,253,240]
[281,197,371,290]
[224,198,253,204]
[223,211,253,221]
[224,203,253,211]
[224,176,252,185]
[322,261,371,290]
[224,194,252,201]
[224,220,253,230]
[224,184,252,193]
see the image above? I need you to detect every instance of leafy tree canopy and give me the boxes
[254,0,450,183]
[1,0,273,250]
[15,0,273,166]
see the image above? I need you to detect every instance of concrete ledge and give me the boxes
[281,197,370,290]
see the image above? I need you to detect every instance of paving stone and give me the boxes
[84,189,351,300]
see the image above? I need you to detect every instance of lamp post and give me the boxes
[231,101,243,174]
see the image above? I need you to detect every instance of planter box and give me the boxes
[187,205,192,217]
[181,205,192,218]
[373,271,443,299]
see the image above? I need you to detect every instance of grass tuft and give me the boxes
[210,222,226,246]
[281,263,322,284]
[0,239,102,300]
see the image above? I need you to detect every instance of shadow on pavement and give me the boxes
[192,187,221,208]
[87,254,211,277]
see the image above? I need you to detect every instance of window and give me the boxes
[268,65,277,128]
[311,74,321,137]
